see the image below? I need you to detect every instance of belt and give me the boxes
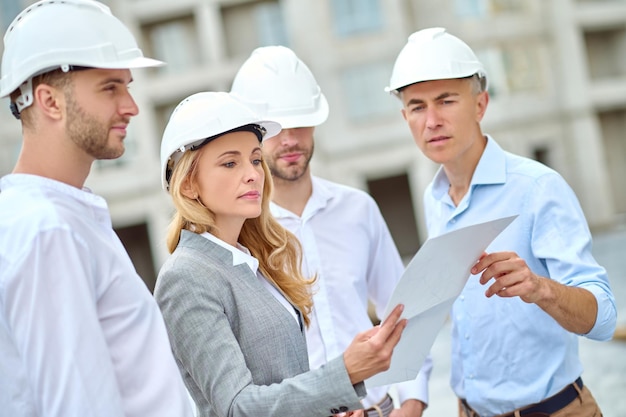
[365,394,394,417]
[461,377,583,417]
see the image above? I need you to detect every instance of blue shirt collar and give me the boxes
[431,135,507,201]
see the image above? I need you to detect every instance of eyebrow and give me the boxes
[406,91,459,106]
[218,147,262,158]
[98,77,133,87]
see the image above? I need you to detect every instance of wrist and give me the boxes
[400,399,426,416]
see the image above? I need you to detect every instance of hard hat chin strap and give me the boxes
[9,65,86,120]
[9,78,34,120]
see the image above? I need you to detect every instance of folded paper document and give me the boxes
[366,215,518,388]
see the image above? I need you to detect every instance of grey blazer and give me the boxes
[155,230,365,417]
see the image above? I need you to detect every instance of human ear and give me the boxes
[180,177,198,200]
[475,90,489,122]
[34,84,64,121]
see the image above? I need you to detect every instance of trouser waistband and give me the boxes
[460,377,583,417]
[365,394,394,417]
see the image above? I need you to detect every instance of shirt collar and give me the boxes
[270,176,334,220]
[0,173,107,206]
[200,232,259,274]
[431,135,506,199]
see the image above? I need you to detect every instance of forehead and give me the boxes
[72,68,133,86]
[400,78,471,103]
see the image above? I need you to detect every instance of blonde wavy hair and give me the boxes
[165,144,315,326]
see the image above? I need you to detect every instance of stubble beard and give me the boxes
[65,94,124,160]
[267,143,314,182]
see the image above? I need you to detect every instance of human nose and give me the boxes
[120,90,139,117]
[244,161,263,183]
[277,128,299,146]
[424,106,442,129]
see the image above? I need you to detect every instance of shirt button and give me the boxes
[465,334,470,339]
[460,295,465,301]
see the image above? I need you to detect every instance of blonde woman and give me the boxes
[155,91,407,417]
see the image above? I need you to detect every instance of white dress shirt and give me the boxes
[0,174,193,417]
[271,176,432,409]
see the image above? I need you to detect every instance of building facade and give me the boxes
[1,0,625,288]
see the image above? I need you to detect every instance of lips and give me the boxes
[279,152,302,163]
[111,120,130,137]
[240,190,261,199]
[428,136,449,143]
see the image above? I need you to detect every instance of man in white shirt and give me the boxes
[231,46,432,417]
[0,1,193,416]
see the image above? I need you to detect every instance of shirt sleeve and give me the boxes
[364,200,406,321]
[2,227,125,416]
[363,198,434,405]
[530,173,617,341]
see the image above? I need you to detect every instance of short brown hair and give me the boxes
[10,69,72,128]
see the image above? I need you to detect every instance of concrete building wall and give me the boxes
[1,0,624,285]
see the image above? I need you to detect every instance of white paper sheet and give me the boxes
[365,215,518,388]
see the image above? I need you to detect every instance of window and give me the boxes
[155,99,185,144]
[454,0,487,18]
[255,2,289,46]
[331,0,383,37]
[115,223,157,292]
[367,173,420,262]
[340,63,399,122]
[584,27,626,81]
[490,0,525,13]
[142,15,200,75]
[598,108,626,215]
[222,1,289,59]
[477,44,543,98]
[454,0,526,18]
[532,146,551,168]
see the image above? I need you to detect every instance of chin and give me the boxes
[241,207,262,220]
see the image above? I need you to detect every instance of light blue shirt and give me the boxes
[424,137,616,417]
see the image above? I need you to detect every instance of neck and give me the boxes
[212,218,245,248]
[443,134,487,206]
[14,131,92,189]
[271,171,313,217]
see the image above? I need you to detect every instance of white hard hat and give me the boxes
[386,27,487,95]
[0,0,163,112]
[230,46,329,129]
[160,92,282,191]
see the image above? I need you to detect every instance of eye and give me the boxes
[223,161,236,168]
[252,158,263,166]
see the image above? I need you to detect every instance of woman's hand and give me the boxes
[343,304,407,384]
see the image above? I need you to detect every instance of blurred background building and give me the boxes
[1,0,625,291]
